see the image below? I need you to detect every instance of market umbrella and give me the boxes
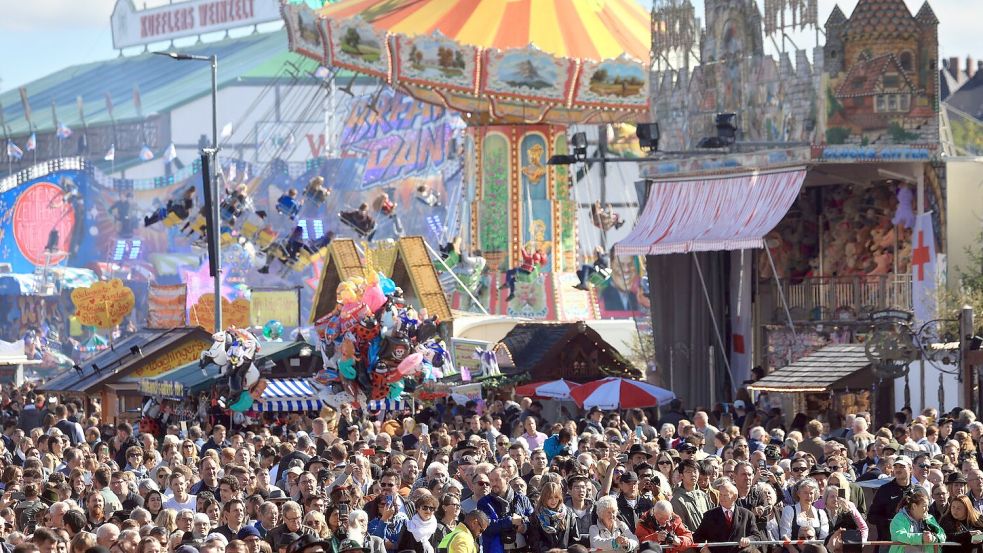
[570,377,675,410]
[514,379,581,400]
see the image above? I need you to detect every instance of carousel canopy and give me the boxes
[315,0,650,61]
[282,0,651,124]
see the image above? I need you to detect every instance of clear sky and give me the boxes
[0,0,977,94]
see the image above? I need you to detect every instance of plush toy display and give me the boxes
[313,271,453,404]
[763,183,913,279]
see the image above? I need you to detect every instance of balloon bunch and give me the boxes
[314,270,452,405]
[199,327,267,412]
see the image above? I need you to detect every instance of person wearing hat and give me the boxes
[946,471,968,499]
[585,407,605,435]
[869,456,915,550]
[626,445,652,471]
[287,534,336,553]
[237,525,263,553]
[614,469,653,533]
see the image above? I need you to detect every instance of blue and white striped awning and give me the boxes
[366,398,405,411]
[253,378,323,412]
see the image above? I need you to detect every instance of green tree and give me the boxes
[343,28,360,51]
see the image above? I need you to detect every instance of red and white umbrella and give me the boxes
[570,377,675,410]
[514,379,582,400]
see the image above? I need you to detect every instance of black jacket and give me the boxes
[616,493,654,530]
[693,506,763,553]
[565,499,596,546]
[394,524,440,553]
[868,479,913,533]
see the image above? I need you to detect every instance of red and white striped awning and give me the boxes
[615,168,806,256]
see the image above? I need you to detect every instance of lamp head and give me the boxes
[635,123,660,152]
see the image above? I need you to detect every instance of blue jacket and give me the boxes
[477,489,533,553]
[543,435,570,462]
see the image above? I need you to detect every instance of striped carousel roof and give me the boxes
[316,0,651,62]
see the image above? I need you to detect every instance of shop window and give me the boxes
[900,94,910,111]
[875,95,887,112]
[888,94,899,111]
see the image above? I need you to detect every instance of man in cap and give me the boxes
[584,407,605,435]
[869,456,914,549]
[288,535,336,553]
[437,509,489,553]
[237,526,263,553]
[615,469,653,530]
[946,471,968,499]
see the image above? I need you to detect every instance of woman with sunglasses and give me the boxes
[435,493,461,540]
[395,493,441,553]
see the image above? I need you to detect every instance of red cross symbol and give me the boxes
[911,230,931,281]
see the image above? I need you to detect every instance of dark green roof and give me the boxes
[133,340,309,394]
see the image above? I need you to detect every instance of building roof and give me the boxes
[914,1,939,25]
[845,0,918,41]
[946,70,983,120]
[825,4,848,28]
[43,327,210,393]
[0,30,315,137]
[836,53,914,98]
[134,340,309,394]
[747,344,873,393]
[496,322,640,381]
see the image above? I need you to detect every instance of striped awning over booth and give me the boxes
[615,168,806,256]
[366,398,405,411]
[253,378,323,412]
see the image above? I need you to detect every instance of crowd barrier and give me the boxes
[689,539,961,548]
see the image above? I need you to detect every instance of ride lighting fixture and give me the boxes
[547,154,578,166]
[570,131,589,161]
[130,345,143,357]
[697,112,738,149]
[635,123,660,152]
[73,364,83,376]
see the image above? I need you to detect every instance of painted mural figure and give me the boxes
[575,246,611,291]
[499,246,547,301]
[143,186,195,227]
[590,200,625,230]
[107,191,137,238]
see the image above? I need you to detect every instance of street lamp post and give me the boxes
[155,51,222,331]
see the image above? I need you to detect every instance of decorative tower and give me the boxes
[824,5,848,76]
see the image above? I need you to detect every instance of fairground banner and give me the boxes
[147,284,188,328]
[249,289,300,327]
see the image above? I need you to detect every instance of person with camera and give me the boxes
[635,500,694,552]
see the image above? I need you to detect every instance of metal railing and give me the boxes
[759,274,913,323]
[692,539,959,548]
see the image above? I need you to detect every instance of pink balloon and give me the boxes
[396,352,424,377]
[362,283,387,312]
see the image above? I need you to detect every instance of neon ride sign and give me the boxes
[339,91,454,188]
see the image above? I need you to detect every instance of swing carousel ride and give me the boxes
[281,0,652,318]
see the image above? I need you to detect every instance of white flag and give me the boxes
[221,123,233,138]
[911,211,938,325]
[104,144,115,161]
[226,162,237,183]
[164,143,177,163]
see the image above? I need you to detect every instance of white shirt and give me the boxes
[163,494,197,511]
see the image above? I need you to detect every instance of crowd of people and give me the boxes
[2,384,983,553]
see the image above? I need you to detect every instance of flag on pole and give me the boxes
[911,211,938,325]
[241,163,248,182]
[18,87,32,126]
[56,122,72,140]
[104,93,114,118]
[226,162,237,182]
[104,144,116,161]
[221,123,233,138]
[139,145,155,161]
[25,133,36,151]
[6,141,23,161]
[164,143,177,163]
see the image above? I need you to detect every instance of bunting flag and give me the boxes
[139,145,155,161]
[164,143,177,163]
[104,144,116,161]
[25,133,36,151]
[18,87,32,126]
[221,123,233,138]
[226,161,237,182]
[104,93,114,119]
[56,123,73,140]
[6,141,24,161]
[132,86,142,115]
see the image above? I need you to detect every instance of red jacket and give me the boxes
[636,512,694,553]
